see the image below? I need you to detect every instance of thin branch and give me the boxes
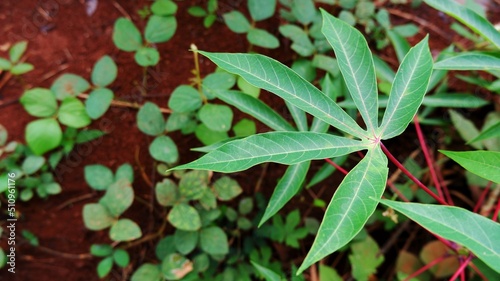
[474,182,491,213]
[78,93,172,113]
[449,255,472,281]
[324,158,348,175]
[403,254,449,281]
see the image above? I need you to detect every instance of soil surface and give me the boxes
[0,0,498,280]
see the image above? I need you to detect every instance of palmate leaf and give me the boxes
[434,53,500,71]
[379,36,433,139]
[199,52,367,139]
[172,132,369,173]
[259,161,311,226]
[379,199,500,273]
[298,146,388,273]
[321,9,378,135]
[424,0,500,48]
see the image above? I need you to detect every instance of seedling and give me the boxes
[172,9,500,275]
[188,0,218,28]
[0,41,34,76]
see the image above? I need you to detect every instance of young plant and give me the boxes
[223,0,279,49]
[188,0,218,28]
[172,9,500,275]
[0,41,34,76]
[112,0,177,67]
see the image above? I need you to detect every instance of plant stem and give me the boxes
[492,197,500,222]
[473,181,491,213]
[324,158,348,175]
[380,142,449,206]
[449,255,472,281]
[190,44,208,104]
[403,254,449,281]
[78,93,171,113]
[413,115,446,201]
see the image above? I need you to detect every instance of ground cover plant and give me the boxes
[0,0,499,280]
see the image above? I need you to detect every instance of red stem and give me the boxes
[474,182,491,213]
[414,116,446,201]
[387,181,410,202]
[492,198,500,222]
[403,254,448,281]
[469,260,489,281]
[324,158,348,175]
[449,255,472,281]
[380,143,449,206]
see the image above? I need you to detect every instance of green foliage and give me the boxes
[188,0,218,28]
[0,41,34,75]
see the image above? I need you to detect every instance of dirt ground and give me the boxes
[0,0,498,280]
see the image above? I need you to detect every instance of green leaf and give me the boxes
[448,110,482,149]
[58,97,91,128]
[379,36,433,139]
[212,90,294,131]
[21,155,45,175]
[149,135,179,164]
[109,218,142,242]
[168,203,201,231]
[200,226,229,255]
[435,53,500,71]
[20,88,58,117]
[26,118,62,155]
[198,104,233,132]
[321,10,378,134]
[319,265,342,281]
[97,256,113,278]
[168,85,202,113]
[137,102,165,136]
[298,146,388,273]
[113,18,143,52]
[260,161,310,226]
[131,264,162,281]
[76,129,106,144]
[195,124,229,145]
[188,6,206,17]
[10,63,34,75]
[202,72,237,94]
[151,0,177,16]
[247,28,280,49]
[251,261,283,281]
[237,76,260,98]
[291,0,316,25]
[423,0,500,48]
[90,244,113,257]
[469,121,500,144]
[440,150,500,184]
[115,163,134,186]
[423,93,488,108]
[135,47,160,66]
[199,52,366,138]
[83,203,114,230]
[145,15,177,43]
[179,170,209,200]
[51,74,90,100]
[223,11,251,33]
[387,29,411,63]
[155,178,179,206]
[233,118,256,137]
[348,236,384,281]
[113,249,130,267]
[373,55,396,83]
[161,253,193,280]
[213,176,242,201]
[248,0,276,21]
[173,132,368,173]
[85,164,114,190]
[43,182,62,194]
[9,41,28,63]
[91,56,117,87]
[379,199,500,273]
[0,58,12,70]
[99,179,134,217]
[174,229,199,255]
[85,88,114,119]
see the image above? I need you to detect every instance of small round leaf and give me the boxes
[233,118,256,137]
[149,135,179,164]
[90,244,113,257]
[51,74,90,100]
[25,118,62,155]
[213,176,242,201]
[85,88,114,119]
[21,155,46,175]
[168,85,202,113]
[97,257,113,278]
[113,249,130,268]
[99,179,134,217]
[198,104,233,132]
[115,163,134,183]
[145,15,177,43]
[168,203,201,231]
[20,88,57,117]
[151,0,177,16]
[58,97,91,128]
[155,178,179,207]
[135,47,160,66]
[199,226,229,255]
[194,123,228,145]
[137,102,165,136]
[223,11,250,34]
[91,56,118,87]
[174,229,199,255]
[113,18,143,52]
[83,203,114,231]
[131,264,162,281]
[109,219,142,242]
[179,170,209,200]
[161,253,193,280]
[84,164,114,191]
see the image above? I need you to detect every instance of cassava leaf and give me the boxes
[172,132,368,173]
[434,53,500,71]
[298,146,388,273]
[440,150,500,184]
[199,52,366,138]
[379,199,500,273]
[321,9,378,134]
[379,36,433,139]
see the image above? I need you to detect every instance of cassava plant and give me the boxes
[172,9,500,275]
